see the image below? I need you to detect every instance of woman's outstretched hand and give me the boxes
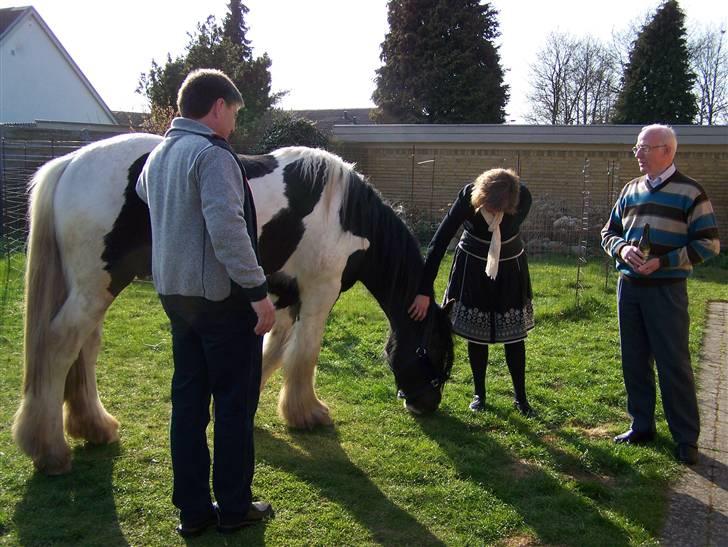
[408,294,431,321]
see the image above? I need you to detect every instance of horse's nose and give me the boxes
[404,388,441,415]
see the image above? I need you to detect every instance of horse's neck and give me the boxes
[339,176,424,331]
[360,258,420,330]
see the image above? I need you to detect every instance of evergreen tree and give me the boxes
[612,0,697,124]
[223,0,252,60]
[137,3,282,136]
[373,0,508,123]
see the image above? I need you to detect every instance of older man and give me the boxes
[601,124,720,465]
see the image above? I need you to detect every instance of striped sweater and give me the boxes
[601,169,720,280]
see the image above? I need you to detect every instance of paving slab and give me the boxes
[662,301,728,546]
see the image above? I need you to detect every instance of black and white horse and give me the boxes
[13,133,454,474]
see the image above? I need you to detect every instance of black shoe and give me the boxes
[217,501,274,534]
[613,429,655,445]
[176,505,218,537]
[397,389,406,399]
[469,395,485,412]
[676,443,699,465]
[514,399,534,417]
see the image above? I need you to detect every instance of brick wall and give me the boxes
[336,141,728,234]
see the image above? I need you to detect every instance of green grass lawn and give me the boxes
[1,254,726,546]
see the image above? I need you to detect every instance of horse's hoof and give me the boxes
[311,409,333,428]
[84,427,120,445]
[34,451,72,475]
[282,403,332,429]
[66,413,120,444]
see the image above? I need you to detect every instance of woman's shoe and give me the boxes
[469,394,485,412]
[514,399,534,417]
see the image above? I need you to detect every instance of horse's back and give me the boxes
[55,134,160,229]
[53,134,161,292]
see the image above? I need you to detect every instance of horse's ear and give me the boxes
[442,298,455,315]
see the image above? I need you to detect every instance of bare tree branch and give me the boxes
[690,25,728,125]
[527,33,617,124]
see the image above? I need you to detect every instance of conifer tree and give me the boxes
[137,2,281,135]
[613,0,697,124]
[373,0,508,123]
[223,0,252,59]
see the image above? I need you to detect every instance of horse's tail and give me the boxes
[17,154,73,398]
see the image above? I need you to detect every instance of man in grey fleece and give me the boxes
[136,69,275,537]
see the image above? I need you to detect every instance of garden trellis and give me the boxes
[1,135,629,327]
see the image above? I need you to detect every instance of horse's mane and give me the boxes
[269,146,424,309]
[343,173,423,294]
[336,161,424,309]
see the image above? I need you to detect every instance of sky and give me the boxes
[3,0,726,123]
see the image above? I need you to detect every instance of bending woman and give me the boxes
[409,168,535,414]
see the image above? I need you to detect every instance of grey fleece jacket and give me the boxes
[136,118,267,302]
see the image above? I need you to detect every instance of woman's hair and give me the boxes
[470,168,520,214]
[177,69,244,118]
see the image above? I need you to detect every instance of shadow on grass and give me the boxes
[533,422,671,537]
[256,427,445,546]
[14,443,128,546]
[415,411,637,546]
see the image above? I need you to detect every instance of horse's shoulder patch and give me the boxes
[240,154,279,180]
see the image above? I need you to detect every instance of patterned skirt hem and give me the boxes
[452,324,534,345]
[449,300,535,345]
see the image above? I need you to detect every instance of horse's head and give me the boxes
[385,300,454,415]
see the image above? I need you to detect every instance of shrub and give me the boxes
[248,110,329,154]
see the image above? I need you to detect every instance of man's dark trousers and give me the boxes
[617,277,699,446]
[160,293,262,524]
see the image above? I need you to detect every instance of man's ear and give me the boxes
[212,97,226,117]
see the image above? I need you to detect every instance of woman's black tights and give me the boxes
[467,340,527,403]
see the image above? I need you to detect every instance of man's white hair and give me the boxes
[640,123,678,154]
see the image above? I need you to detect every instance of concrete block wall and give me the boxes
[336,140,728,234]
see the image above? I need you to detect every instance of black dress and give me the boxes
[420,183,534,344]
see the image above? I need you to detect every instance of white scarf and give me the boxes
[480,209,503,280]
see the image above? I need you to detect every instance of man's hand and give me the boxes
[408,294,431,321]
[619,244,646,271]
[251,296,276,335]
[636,257,660,276]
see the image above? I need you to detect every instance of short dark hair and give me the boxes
[177,69,244,118]
[470,168,520,214]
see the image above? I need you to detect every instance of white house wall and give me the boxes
[0,14,116,124]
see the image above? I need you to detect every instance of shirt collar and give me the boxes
[165,117,216,138]
[646,164,676,190]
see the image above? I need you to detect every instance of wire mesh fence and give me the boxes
[1,138,628,342]
[0,138,88,339]
[1,139,85,251]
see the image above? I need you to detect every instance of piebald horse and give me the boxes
[13,133,454,474]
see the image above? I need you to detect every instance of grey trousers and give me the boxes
[617,277,699,446]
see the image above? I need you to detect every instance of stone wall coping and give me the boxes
[332,124,728,146]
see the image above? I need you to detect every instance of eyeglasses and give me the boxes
[632,144,667,155]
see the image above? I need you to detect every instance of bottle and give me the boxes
[638,223,651,259]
